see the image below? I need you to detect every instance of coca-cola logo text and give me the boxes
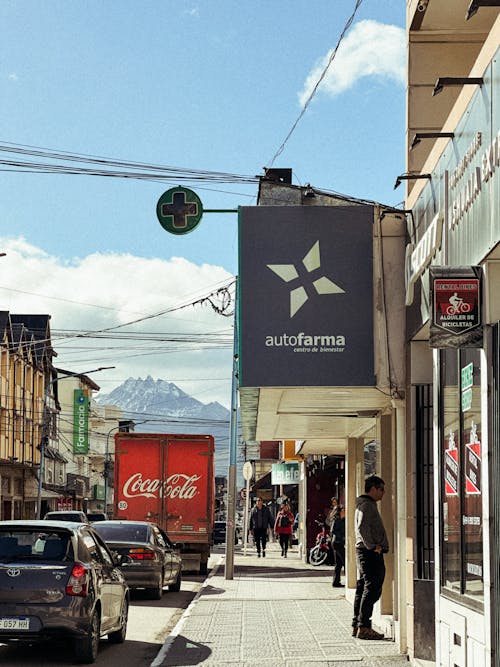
[122,473,201,499]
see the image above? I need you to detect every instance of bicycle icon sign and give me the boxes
[433,279,480,335]
[445,293,472,315]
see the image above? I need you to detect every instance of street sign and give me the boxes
[156,187,203,234]
[271,462,299,485]
[242,461,253,481]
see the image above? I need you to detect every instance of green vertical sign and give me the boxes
[73,389,89,454]
[461,362,473,412]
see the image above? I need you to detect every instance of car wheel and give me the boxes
[168,569,182,592]
[74,610,100,664]
[108,597,128,644]
[147,573,163,600]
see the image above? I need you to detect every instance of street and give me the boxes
[0,566,214,667]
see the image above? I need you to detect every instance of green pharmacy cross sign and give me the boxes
[156,187,203,235]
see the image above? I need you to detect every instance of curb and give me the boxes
[150,558,223,667]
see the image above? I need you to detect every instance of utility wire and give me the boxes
[268,0,364,167]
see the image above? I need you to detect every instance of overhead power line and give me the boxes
[0,141,259,185]
[268,0,364,167]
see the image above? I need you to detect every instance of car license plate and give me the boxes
[0,617,30,630]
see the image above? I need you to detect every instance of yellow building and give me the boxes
[0,313,52,519]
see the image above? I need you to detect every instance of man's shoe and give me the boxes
[332,582,344,587]
[352,627,358,637]
[257,552,261,558]
[357,627,384,640]
[262,551,266,557]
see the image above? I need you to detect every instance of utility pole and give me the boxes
[225,279,239,580]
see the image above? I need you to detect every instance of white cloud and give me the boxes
[0,237,234,407]
[298,20,405,106]
[8,73,18,81]
[183,7,199,18]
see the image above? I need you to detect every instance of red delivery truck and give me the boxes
[113,433,215,574]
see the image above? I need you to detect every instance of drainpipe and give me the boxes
[393,398,407,652]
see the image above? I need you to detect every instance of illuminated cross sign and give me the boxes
[156,187,203,235]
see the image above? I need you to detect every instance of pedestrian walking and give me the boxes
[352,475,388,640]
[331,506,345,587]
[249,497,273,557]
[274,501,294,558]
[324,497,338,534]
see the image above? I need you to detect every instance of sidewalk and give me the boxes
[151,542,410,667]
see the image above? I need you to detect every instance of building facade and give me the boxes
[405,2,500,665]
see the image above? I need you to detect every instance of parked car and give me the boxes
[213,520,240,545]
[44,510,89,523]
[92,520,182,599]
[0,519,129,664]
[86,512,108,523]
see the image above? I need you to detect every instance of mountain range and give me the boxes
[95,376,235,476]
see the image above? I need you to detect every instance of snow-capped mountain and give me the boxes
[95,376,234,475]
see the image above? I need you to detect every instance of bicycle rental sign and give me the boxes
[429,267,483,348]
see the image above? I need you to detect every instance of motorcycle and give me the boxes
[309,519,334,566]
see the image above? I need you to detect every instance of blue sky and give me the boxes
[0,1,406,406]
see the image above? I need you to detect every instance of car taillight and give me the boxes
[129,548,156,561]
[66,563,89,597]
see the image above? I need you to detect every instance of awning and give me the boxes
[25,489,62,500]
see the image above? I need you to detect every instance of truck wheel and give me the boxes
[199,561,208,575]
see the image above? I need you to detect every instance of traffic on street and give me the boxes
[0,559,217,666]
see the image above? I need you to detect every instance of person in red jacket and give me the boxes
[274,501,295,558]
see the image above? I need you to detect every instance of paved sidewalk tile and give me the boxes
[152,544,409,667]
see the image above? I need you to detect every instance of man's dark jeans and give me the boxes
[253,528,268,554]
[353,548,385,629]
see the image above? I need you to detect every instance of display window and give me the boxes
[440,348,483,605]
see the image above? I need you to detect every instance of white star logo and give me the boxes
[267,240,345,317]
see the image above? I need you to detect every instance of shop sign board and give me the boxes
[461,362,473,411]
[465,441,481,494]
[429,267,483,348]
[73,389,89,454]
[271,462,299,485]
[239,206,374,387]
[445,442,459,497]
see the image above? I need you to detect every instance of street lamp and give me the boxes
[36,365,115,519]
[103,425,120,513]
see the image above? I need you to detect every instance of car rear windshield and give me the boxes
[45,512,85,521]
[0,530,73,561]
[94,523,149,543]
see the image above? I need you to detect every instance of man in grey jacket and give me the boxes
[352,475,389,640]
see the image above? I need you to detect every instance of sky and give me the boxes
[0,0,406,410]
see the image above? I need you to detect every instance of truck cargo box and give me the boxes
[114,433,215,573]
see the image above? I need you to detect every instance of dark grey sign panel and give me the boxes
[238,206,374,387]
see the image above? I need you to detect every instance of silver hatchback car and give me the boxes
[0,520,129,664]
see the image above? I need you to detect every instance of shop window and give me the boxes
[440,348,483,604]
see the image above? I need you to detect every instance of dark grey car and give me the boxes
[0,520,129,664]
[93,520,182,599]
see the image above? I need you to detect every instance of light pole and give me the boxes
[103,425,120,514]
[36,365,115,519]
